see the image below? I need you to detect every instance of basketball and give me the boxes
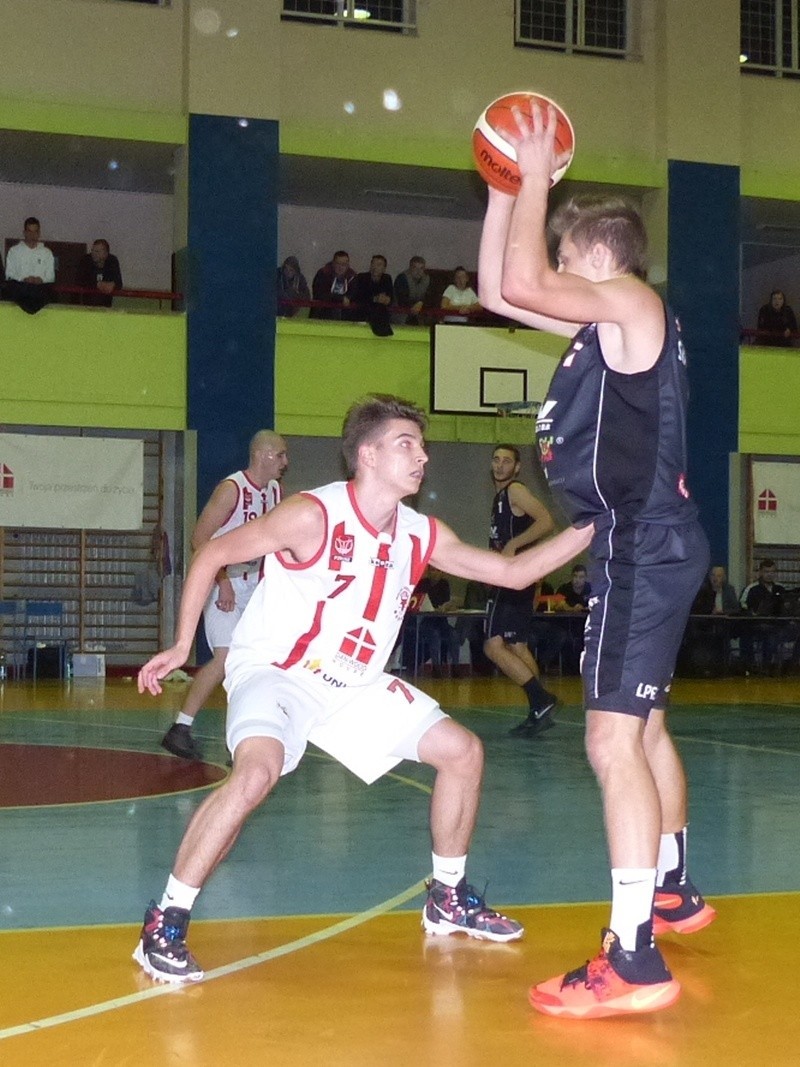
[472,91,575,195]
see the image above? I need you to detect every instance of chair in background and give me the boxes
[0,600,26,680]
[24,601,67,680]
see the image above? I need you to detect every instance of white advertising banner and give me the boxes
[752,460,800,546]
[0,434,143,530]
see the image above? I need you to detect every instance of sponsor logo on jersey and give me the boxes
[329,522,355,570]
[301,658,346,687]
[395,587,412,619]
[334,627,377,675]
[677,338,687,366]
[242,487,253,510]
[370,554,394,570]
[635,682,659,701]
[677,473,690,499]
[535,399,558,433]
[538,436,554,464]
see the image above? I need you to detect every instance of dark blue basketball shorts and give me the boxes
[582,519,709,718]
[486,587,535,645]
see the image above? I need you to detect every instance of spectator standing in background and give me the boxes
[311,250,356,320]
[757,289,797,346]
[4,217,55,315]
[352,254,394,337]
[276,256,310,317]
[76,239,123,307]
[394,255,430,325]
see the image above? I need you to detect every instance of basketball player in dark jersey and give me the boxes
[485,444,558,735]
[478,104,715,1019]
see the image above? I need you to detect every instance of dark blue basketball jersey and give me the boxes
[535,306,697,528]
[489,481,533,551]
[489,481,538,601]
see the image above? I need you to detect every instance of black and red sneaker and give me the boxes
[530,928,681,1020]
[653,877,717,935]
[132,900,204,984]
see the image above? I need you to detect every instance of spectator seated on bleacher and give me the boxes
[739,558,800,674]
[528,582,568,675]
[440,266,481,323]
[76,239,123,307]
[680,565,740,677]
[393,256,431,325]
[310,250,356,320]
[400,567,462,676]
[4,216,55,315]
[276,256,310,317]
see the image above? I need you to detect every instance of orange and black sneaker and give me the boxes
[529,928,681,1020]
[653,877,716,935]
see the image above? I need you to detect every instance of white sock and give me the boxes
[609,867,656,951]
[431,853,467,888]
[656,827,686,887]
[175,713,195,728]
[160,873,200,912]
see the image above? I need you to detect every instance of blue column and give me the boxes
[187,113,279,509]
[667,161,740,566]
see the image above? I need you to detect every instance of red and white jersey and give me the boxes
[213,470,282,577]
[227,481,437,688]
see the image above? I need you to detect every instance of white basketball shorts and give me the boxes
[224,665,447,784]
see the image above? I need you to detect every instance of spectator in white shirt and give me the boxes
[441,266,481,323]
[4,217,56,314]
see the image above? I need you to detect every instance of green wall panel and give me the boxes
[0,96,186,144]
[740,346,800,455]
[0,305,186,430]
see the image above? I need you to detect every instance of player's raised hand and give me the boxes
[138,645,190,695]
[510,103,571,187]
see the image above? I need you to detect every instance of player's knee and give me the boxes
[450,727,484,776]
[585,712,643,780]
[229,762,278,811]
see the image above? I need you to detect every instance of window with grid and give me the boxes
[516,0,630,58]
[741,0,800,76]
[281,0,415,32]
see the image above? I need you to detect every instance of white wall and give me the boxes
[0,182,174,289]
[278,204,483,281]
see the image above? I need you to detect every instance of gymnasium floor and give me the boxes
[0,671,798,1066]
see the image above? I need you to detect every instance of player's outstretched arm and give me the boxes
[138,495,324,695]
[430,519,593,589]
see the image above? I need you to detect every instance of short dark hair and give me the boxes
[24,216,40,230]
[333,250,349,261]
[758,558,775,570]
[572,564,587,575]
[409,255,426,267]
[493,444,521,464]
[549,196,648,280]
[342,395,426,477]
[93,239,110,253]
[371,254,387,267]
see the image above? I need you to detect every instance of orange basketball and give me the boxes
[472,91,575,195]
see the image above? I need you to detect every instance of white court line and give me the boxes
[0,878,428,1042]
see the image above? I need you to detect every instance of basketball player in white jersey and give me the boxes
[134,394,591,984]
[161,430,288,760]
